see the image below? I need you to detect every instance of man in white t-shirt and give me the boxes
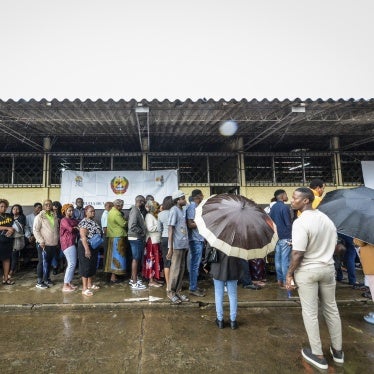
[286,187,344,370]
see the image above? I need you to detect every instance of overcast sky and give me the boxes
[1,0,373,101]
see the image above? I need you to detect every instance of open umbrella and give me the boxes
[195,194,278,260]
[318,186,374,245]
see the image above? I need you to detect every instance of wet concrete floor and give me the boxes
[0,306,373,373]
[0,268,373,373]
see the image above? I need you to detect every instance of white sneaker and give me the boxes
[131,281,147,290]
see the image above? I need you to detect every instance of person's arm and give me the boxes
[79,227,91,259]
[157,216,163,234]
[33,215,45,249]
[186,205,197,229]
[145,214,158,232]
[128,209,143,234]
[167,225,174,260]
[285,250,304,289]
[286,220,307,289]
[187,219,197,229]
[0,225,15,237]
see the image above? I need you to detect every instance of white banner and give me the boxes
[362,161,374,188]
[60,170,178,209]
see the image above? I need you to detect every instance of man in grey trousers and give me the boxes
[286,187,344,370]
[167,190,189,304]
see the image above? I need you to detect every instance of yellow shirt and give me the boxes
[311,188,323,209]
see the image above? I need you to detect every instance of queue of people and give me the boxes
[1,179,372,370]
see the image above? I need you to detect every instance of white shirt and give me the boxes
[292,209,337,269]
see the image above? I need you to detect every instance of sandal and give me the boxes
[176,294,190,302]
[169,295,181,304]
[253,281,266,287]
[69,284,78,290]
[89,284,100,290]
[2,279,15,285]
[62,287,75,292]
[149,282,162,288]
[82,289,93,296]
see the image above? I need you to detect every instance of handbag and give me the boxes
[12,220,25,250]
[88,234,104,249]
[206,247,218,263]
[13,236,25,251]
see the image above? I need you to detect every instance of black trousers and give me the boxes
[36,244,57,282]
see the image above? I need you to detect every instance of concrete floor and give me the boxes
[0,268,373,373]
[0,307,373,373]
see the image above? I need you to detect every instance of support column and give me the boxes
[236,137,246,187]
[330,136,342,186]
[142,137,149,170]
[43,137,51,187]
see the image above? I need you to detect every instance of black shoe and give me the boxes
[301,348,328,370]
[230,320,238,330]
[330,346,344,364]
[215,319,224,329]
[52,268,58,275]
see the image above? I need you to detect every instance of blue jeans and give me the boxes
[275,239,292,284]
[344,245,357,284]
[213,279,238,321]
[51,248,64,269]
[129,239,144,261]
[189,240,204,291]
[63,245,77,284]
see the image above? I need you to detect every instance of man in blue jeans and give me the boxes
[186,189,206,297]
[128,195,147,290]
[269,189,292,288]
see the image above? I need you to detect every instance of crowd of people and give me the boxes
[1,179,373,369]
[0,190,210,300]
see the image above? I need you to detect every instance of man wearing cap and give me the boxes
[186,189,206,297]
[167,190,189,304]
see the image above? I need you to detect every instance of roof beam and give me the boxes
[135,106,150,152]
[340,135,374,150]
[0,120,44,152]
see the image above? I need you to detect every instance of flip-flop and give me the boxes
[149,282,162,288]
[82,289,93,296]
[62,287,75,292]
[2,279,15,285]
[168,295,181,304]
[89,284,100,290]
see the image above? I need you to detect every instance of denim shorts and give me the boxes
[129,239,144,261]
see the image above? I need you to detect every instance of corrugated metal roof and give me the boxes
[0,98,373,152]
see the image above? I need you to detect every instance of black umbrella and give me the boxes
[195,194,278,260]
[318,186,374,245]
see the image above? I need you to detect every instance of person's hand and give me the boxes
[166,249,173,261]
[85,249,91,259]
[5,227,15,237]
[29,235,36,243]
[285,274,297,290]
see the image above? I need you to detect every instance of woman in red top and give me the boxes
[60,204,79,292]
